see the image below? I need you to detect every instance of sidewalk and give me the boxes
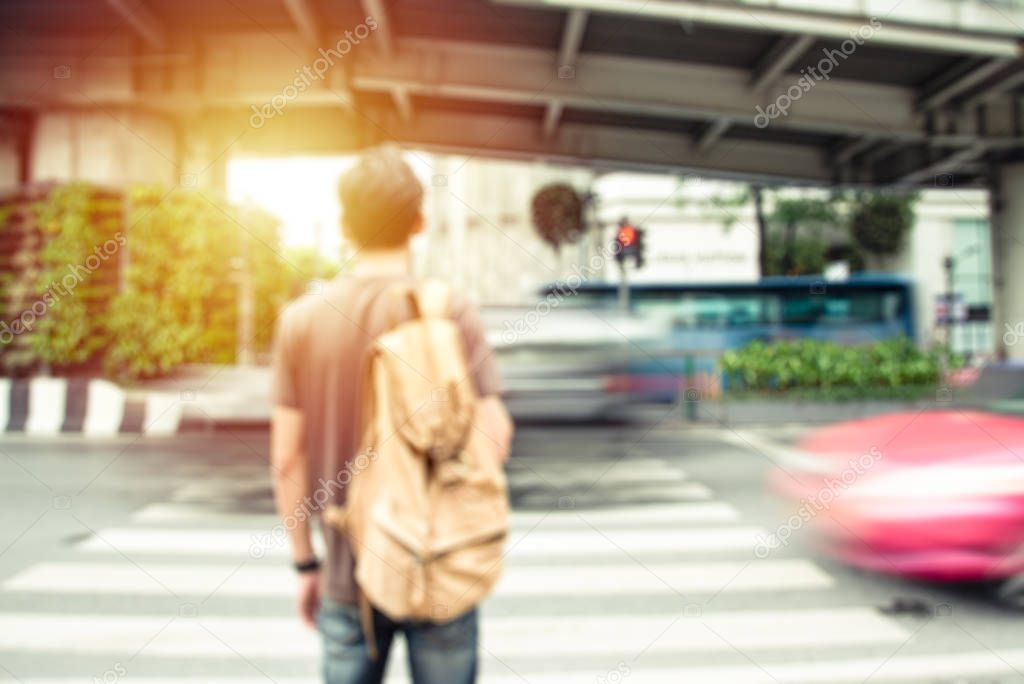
[138,364,272,430]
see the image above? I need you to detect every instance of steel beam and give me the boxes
[695,118,731,153]
[349,39,924,141]
[558,8,588,69]
[895,145,987,184]
[959,68,1024,109]
[281,0,321,47]
[361,0,394,56]
[918,58,1013,110]
[494,0,1024,57]
[104,0,165,49]
[750,35,815,93]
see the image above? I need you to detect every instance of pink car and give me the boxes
[770,410,1024,603]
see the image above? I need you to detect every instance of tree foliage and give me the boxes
[760,191,917,277]
[762,196,840,276]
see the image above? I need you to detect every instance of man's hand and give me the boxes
[298,570,321,629]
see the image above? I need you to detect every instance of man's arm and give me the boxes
[270,404,319,627]
[476,395,514,462]
[451,294,513,459]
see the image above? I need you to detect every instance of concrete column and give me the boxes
[991,163,1024,361]
[0,111,38,187]
[176,114,237,194]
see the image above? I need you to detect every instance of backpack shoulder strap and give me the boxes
[415,279,450,319]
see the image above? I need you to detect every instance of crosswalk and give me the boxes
[1,444,1022,682]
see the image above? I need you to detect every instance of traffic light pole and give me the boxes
[618,258,630,312]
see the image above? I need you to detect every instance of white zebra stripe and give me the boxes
[476,608,909,657]
[3,561,288,596]
[19,645,1024,684]
[0,607,906,659]
[407,647,1024,684]
[413,646,1024,683]
[506,526,766,556]
[131,504,280,527]
[129,500,742,528]
[517,501,741,525]
[3,559,833,598]
[71,528,318,558]
[70,524,764,558]
[495,559,834,596]
[508,464,688,485]
[515,481,714,504]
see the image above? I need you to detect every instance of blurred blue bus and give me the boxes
[539,275,916,403]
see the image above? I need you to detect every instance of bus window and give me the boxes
[540,283,911,339]
[782,290,904,326]
[781,294,825,325]
[633,293,778,329]
[631,293,690,326]
[550,290,616,311]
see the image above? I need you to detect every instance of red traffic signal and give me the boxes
[615,221,644,267]
[617,224,638,248]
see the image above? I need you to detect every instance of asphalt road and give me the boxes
[1,415,1023,683]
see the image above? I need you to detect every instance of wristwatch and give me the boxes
[294,557,321,574]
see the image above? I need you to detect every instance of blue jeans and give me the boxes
[319,597,478,684]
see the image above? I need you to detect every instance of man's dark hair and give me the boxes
[338,145,424,249]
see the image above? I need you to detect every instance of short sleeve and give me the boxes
[270,305,302,409]
[452,295,503,397]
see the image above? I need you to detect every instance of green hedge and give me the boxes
[721,338,961,400]
[30,185,122,369]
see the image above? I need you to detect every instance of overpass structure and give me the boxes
[1,0,1024,357]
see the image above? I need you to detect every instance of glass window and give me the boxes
[781,290,903,326]
[951,218,994,357]
[632,292,778,329]
[952,219,992,306]
[556,286,904,331]
[551,290,617,311]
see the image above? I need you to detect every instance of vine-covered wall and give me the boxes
[0,183,322,381]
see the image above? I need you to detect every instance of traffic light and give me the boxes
[615,220,645,267]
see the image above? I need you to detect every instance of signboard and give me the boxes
[622,221,758,283]
[935,293,968,325]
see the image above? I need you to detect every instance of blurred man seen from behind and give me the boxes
[270,145,513,684]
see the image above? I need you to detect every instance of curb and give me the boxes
[692,398,935,426]
[0,377,184,436]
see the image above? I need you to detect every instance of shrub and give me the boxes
[721,338,961,400]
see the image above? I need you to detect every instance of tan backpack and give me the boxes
[324,280,509,632]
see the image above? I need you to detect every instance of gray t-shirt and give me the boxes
[270,274,502,603]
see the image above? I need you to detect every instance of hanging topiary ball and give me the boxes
[530,183,584,250]
[850,194,917,257]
